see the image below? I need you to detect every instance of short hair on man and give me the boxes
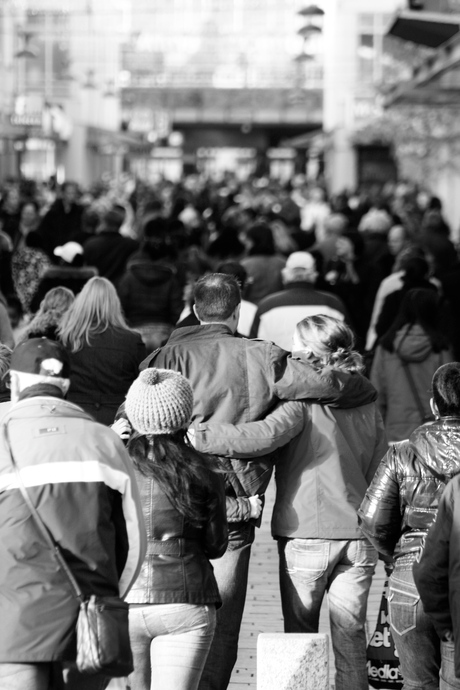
[194,273,241,322]
[432,363,460,417]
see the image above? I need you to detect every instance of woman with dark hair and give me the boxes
[240,221,286,303]
[374,256,438,341]
[59,276,146,424]
[112,368,227,690]
[371,288,452,442]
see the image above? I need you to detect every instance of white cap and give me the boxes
[54,241,84,264]
[285,251,316,272]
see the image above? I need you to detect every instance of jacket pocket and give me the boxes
[388,575,420,636]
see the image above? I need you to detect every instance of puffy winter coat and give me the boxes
[118,256,183,327]
[358,416,460,570]
[371,324,452,442]
[0,393,146,662]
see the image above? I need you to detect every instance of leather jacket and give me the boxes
[358,417,460,570]
[127,465,228,607]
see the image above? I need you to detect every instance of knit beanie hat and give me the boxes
[125,368,194,435]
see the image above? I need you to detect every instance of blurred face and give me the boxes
[6,188,20,210]
[388,225,406,256]
[20,203,38,230]
[62,184,78,205]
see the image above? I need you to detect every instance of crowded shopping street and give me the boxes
[2,1,460,690]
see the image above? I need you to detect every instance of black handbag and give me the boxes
[5,423,134,678]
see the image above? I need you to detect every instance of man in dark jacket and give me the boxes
[413,363,460,689]
[0,338,146,690]
[83,208,138,286]
[359,362,460,690]
[142,272,376,690]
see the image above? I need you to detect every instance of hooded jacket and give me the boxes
[358,417,460,569]
[371,324,452,442]
[118,256,183,327]
[0,394,146,662]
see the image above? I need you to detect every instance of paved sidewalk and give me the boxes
[228,478,386,689]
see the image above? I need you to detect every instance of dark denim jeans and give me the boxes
[278,537,377,690]
[198,523,255,690]
[389,568,442,690]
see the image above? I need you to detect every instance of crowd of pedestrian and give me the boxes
[0,172,460,690]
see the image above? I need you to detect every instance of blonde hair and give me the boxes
[58,277,130,352]
[294,315,364,373]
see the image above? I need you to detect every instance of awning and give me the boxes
[387,10,460,48]
[384,30,460,106]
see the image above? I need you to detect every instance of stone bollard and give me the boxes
[257,632,329,690]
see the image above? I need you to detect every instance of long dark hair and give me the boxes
[380,287,449,353]
[128,429,220,527]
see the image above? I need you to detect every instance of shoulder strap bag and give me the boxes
[4,422,133,678]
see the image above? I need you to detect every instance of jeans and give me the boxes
[278,537,378,690]
[128,603,216,690]
[198,523,255,690]
[389,568,460,690]
[0,663,109,690]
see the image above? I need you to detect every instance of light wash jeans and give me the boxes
[389,568,460,690]
[199,523,255,690]
[128,603,216,690]
[278,537,378,690]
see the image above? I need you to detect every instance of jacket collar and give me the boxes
[284,281,316,291]
[18,383,65,401]
[168,323,235,343]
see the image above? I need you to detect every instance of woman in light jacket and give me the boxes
[113,368,228,690]
[371,287,452,442]
[192,315,387,690]
[58,276,146,425]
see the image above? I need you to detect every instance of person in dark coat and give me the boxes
[28,241,98,313]
[37,182,84,259]
[414,425,460,688]
[358,362,460,690]
[374,256,438,342]
[118,223,183,351]
[83,208,138,286]
[58,276,146,425]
